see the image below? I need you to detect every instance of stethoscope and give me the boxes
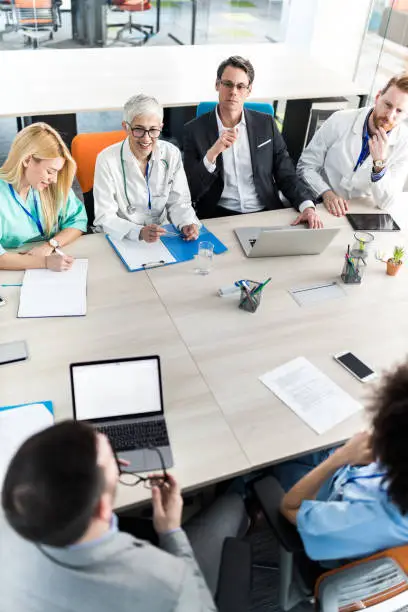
[120,140,151,215]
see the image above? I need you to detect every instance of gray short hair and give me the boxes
[123,94,163,124]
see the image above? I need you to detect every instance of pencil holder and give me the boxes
[238,280,263,313]
[341,256,364,284]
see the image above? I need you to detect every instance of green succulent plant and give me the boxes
[392,246,405,264]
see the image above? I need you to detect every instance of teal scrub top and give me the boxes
[0,179,88,255]
[297,462,408,561]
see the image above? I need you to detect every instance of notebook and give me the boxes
[18,259,88,318]
[107,224,227,272]
[0,401,54,486]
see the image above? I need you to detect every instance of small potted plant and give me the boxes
[387,246,405,276]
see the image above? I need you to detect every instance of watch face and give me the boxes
[50,238,58,248]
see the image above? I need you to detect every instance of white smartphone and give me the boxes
[0,340,28,365]
[333,351,376,383]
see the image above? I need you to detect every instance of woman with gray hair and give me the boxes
[94,94,200,243]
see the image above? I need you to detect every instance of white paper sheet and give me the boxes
[0,403,54,486]
[108,236,175,271]
[289,282,346,307]
[259,357,362,434]
[18,259,88,318]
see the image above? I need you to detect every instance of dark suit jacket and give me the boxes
[183,108,314,219]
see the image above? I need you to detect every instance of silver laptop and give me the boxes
[235,225,340,257]
[70,355,173,472]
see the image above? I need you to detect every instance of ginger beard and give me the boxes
[372,111,395,132]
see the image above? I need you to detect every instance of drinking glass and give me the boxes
[195,241,214,275]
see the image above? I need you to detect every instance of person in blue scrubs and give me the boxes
[0,123,87,272]
[277,362,408,562]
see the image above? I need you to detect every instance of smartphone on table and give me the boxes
[333,351,377,383]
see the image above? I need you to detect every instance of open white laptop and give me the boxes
[235,226,340,257]
[70,355,173,472]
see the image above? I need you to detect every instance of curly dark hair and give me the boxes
[370,361,408,514]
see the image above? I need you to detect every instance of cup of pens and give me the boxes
[238,278,271,313]
[341,245,363,284]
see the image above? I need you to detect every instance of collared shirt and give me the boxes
[67,514,119,551]
[0,179,87,256]
[297,461,408,562]
[204,107,314,213]
[93,138,200,241]
[204,107,263,213]
[353,109,386,183]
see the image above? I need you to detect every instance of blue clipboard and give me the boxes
[106,224,227,272]
[160,224,228,261]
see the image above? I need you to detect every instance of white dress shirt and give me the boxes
[204,107,314,213]
[94,138,200,240]
[298,107,408,210]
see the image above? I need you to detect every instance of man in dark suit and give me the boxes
[183,56,322,227]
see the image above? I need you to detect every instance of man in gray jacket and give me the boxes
[0,421,219,612]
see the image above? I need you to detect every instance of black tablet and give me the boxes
[346,213,400,232]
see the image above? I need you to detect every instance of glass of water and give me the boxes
[195,241,214,275]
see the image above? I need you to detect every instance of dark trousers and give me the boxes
[212,206,266,218]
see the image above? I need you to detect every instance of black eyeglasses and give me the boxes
[219,79,250,92]
[116,446,168,488]
[126,123,162,139]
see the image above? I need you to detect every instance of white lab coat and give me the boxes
[93,138,200,239]
[297,107,408,210]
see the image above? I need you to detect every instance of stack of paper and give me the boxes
[259,357,362,434]
[18,259,88,318]
[0,402,54,486]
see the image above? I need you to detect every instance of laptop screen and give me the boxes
[71,357,163,421]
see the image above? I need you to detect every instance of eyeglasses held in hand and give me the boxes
[126,123,162,139]
[116,446,168,488]
[219,80,250,92]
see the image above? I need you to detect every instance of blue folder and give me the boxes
[0,400,53,415]
[107,224,227,272]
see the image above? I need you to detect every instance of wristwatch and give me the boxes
[373,159,386,171]
[49,238,60,251]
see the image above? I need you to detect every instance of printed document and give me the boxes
[259,357,362,434]
[18,259,88,318]
[0,402,53,486]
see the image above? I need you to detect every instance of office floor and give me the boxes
[245,517,313,611]
[0,0,282,50]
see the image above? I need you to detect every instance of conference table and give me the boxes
[0,43,367,158]
[2,199,407,511]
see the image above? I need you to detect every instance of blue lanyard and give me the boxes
[8,183,44,236]
[344,471,386,485]
[120,140,152,212]
[145,160,151,211]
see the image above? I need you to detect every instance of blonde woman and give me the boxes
[0,123,87,271]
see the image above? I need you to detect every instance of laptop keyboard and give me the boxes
[97,420,169,451]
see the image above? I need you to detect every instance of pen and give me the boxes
[0,283,22,287]
[55,247,66,257]
[251,277,272,296]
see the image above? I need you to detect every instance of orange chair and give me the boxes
[109,0,153,45]
[14,0,58,48]
[71,130,126,226]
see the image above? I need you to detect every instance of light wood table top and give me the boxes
[147,200,408,469]
[0,234,250,510]
[2,199,406,508]
[0,43,366,117]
